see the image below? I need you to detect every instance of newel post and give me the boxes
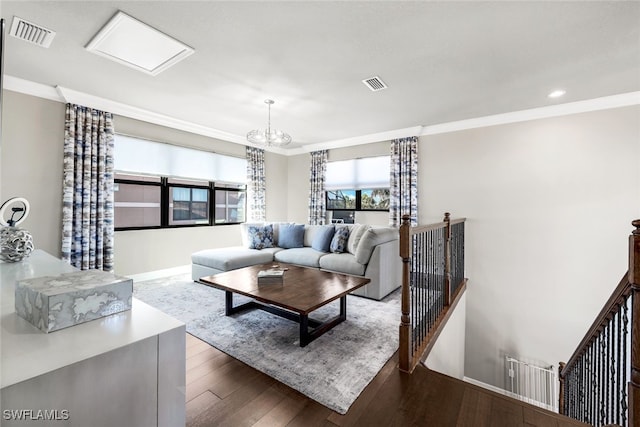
[443,212,451,306]
[399,214,412,373]
[629,219,640,427]
[558,362,566,415]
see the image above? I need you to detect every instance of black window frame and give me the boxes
[326,188,390,212]
[167,181,212,226]
[114,174,246,231]
[213,184,247,225]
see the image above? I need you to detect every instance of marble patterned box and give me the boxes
[15,270,133,333]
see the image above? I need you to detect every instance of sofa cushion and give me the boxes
[311,225,335,252]
[347,224,371,254]
[274,247,325,268]
[355,227,399,264]
[278,223,305,249]
[330,226,350,253]
[247,224,274,249]
[319,252,366,276]
[191,247,276,271]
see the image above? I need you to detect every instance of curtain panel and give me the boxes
[308,150,328,225]
[389,136,418,227]
[246,146,266,222]
[61,104,115,271]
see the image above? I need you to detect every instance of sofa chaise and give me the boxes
[191,222,401,300]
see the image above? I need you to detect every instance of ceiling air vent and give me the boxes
[362,76,388,92]
[9,16,56,48]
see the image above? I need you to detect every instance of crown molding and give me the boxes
[55,85,249,145]
[4,75,64,102]
[5,75,640,157]
[420,91,640,136]
[285,126,425,156]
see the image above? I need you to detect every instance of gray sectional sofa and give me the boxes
[191,222,402,300]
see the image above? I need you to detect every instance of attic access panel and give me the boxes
[86,11,194,76]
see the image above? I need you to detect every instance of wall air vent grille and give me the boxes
[9,16,56,48]
[362,76,388,92]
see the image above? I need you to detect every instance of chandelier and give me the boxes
[246,99,292,147]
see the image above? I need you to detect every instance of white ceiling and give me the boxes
[1,1,639,150]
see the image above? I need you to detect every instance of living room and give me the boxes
[1,1,639,425]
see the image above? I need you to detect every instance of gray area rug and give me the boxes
[133,274,400,414]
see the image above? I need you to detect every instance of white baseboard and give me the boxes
[127,265,191,282]
[463,376,510,397]
[463,376,558,412]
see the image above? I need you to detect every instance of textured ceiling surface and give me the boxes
[2,1,639,147]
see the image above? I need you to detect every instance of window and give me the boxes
[327,190,356,210]
[326,188,390,212]
[360,188,390,210]
[325,156,391,213]
[215,184,246,224]
[114,174,162,229]
[168,179,210,225]
[113,135,247,230]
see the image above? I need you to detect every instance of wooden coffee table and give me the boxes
[198,263,370,347]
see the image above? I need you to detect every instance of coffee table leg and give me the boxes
[300,314,310,346]
[225,291,233,316]
[225,291,259,316]
[299,295,348,347]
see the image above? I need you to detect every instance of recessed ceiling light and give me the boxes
[548,89,566,99]
[86,11,194,76]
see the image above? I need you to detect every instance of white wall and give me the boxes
[287,153,310,223]
[425,292,466,379]
[421,105,640,390]
[0,91,66,256]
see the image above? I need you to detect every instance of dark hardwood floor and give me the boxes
[185,333,587,426]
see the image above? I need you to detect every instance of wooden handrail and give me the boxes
[559,272,631,377]
[559,219,640,425]
[407,217,467,236]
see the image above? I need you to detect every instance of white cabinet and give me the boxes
[0,250,186,427]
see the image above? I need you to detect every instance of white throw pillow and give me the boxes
[347,224,370,254]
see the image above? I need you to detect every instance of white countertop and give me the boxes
[1,250,185,388]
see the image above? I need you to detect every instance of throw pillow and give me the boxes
[311,225,335,252]
[278,223,305,249]
[247,224,274,249]
[347,224,371,254]
[330,226,350,253]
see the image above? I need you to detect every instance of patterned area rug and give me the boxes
[133,274,400,415]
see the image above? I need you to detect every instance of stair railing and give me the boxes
[558,220,640,426]
[399,213,467,373]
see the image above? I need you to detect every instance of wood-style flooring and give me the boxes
[185,333,587,427]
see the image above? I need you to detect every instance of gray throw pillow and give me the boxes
[278,223,305,248]
[311,225,335,252]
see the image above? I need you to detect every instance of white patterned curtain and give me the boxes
[61,104,115,271]
[246,146,266,222]
[308,150,328,225]
[390,136,418,227]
